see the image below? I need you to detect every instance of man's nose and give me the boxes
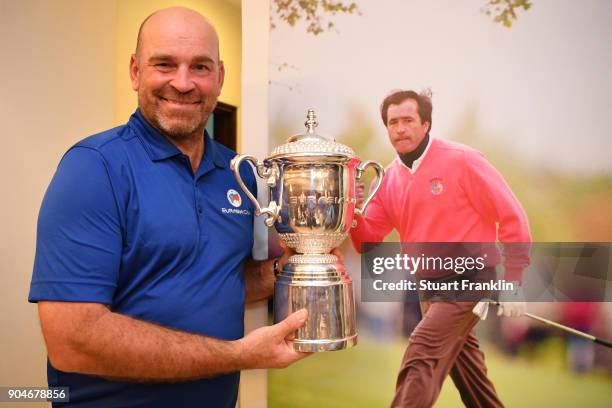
[169,65,196,93]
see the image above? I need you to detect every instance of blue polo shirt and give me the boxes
[29,109,257,407]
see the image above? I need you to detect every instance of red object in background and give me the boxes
[561,302,600,331]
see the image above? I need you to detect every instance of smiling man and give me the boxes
[350,89,532,407]
[131,9,222,164]
[29,7,309,408]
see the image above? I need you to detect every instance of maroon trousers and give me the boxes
[391,301,504,408]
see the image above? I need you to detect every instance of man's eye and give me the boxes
[193,64,211,72]
[155,63,173,70]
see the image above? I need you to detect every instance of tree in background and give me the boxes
[451,106,612,241]
[270,0,533,35]
[481,0,532,27]
[271,0,359,35]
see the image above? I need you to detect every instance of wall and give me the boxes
[239,2,271,406]
[0,0,116,398]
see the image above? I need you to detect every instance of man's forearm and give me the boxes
[244,258,275,303]
[40,303,244,382]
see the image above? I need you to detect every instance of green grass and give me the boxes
[269,336,612,407]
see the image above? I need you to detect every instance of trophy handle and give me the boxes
[230,154,280,227]
[354,160,385,216]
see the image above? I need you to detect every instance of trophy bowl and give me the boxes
[231,110,384,352]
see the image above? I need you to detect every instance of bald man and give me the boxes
[29,8,309,407]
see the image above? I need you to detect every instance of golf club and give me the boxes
[473,301,612,349]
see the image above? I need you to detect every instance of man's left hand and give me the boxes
[277,241,295,273]
[473,285,526,320]
[496,285,526,318]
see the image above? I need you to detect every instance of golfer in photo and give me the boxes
[350,89,532,407]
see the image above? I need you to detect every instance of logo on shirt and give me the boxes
[430,178,444,195]
[227,189,242,207]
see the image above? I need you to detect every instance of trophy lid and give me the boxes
[269,110,356,158]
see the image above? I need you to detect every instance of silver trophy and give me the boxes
[231,110,384,352]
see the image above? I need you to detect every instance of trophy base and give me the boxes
[293,334,358,352]
[273,254,357,352]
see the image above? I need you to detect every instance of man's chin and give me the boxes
[156,115,204,139]
[162,124,201,139]
[139,104,209,139]
[395,146,417,155]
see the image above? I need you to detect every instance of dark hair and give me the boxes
[380,89,433,134]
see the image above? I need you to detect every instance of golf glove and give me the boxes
[497,285,526,318]
[472,286,526,320]
[472,300,490,320]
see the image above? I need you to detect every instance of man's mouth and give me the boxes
[159,96,201,106]
[396,136,413,143]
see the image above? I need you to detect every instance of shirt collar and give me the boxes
[201,129,228,170]
[396,135,433,173]
[129,109,226,168]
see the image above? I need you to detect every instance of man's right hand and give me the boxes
[38,301,311,381]
[238,309,312,369]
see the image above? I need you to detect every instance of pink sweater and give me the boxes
[351,138,531,281]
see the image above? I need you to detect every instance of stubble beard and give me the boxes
[140,91,218,141]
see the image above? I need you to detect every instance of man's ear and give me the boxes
[424,121,431,134]
[217,60,225,92]
[129,54,139,91]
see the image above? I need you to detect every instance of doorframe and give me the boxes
[213,101,238,151]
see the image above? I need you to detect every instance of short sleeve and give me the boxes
[29,147,122,304]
